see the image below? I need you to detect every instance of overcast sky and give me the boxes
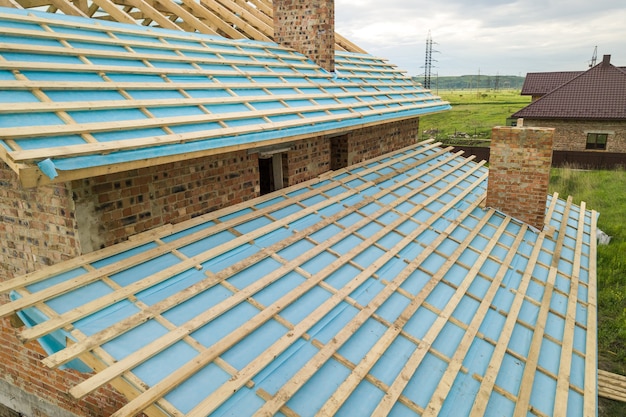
[335,0,626,77]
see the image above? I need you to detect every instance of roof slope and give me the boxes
[0,140,598,417]
[0,7,449,187]
[1,0,364,53]
[520,71,583,96]
[514,60,626,120]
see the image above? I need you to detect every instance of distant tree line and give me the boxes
[412,75,525,90]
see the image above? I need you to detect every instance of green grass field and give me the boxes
[419,89,531,144]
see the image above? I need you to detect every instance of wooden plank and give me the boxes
[200,0,271,42]
[216,0,273,34]
[0,0,22,7]
[170,0,244,38]
[6,100,438,161]
[0,59,399,82]
[38,145,453,366]
[0,79,411,92]
[175,168,489,417]
[0,24,296,62]
[288,206,501,417]
[0,89,393,114]
[421,222,529,417]
[584,209,598,415]
[598,370,626,402]
[91,0,138,24]
[0,42,316,72]
[47,0,89,16]
[13,115,430,188]
[12,160,367,326]
[553,201,586,416]
[57,147,463,384]
[123,0,182,30]
[512,197,573,417]
[0,223,173,294]
[370,215,512,416]
[468,226,552,415]
[92,160,485,416]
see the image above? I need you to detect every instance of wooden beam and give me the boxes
[553,201,586,416]
[201,0,271,42]
[0,0,22,7]
[421,223,528,416]
[47,0,89,16]
[6,101,436,162]
[115,163,486,417]
[584,209,598,415]
[122,0,182,30]
[513,197,573,417]
[90,0,138,24]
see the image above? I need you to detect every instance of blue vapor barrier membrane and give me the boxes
[9,291,91,372]
[36,104,451,178]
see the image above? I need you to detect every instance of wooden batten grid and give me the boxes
[0,139,598,416]
[2,0,366,53]
[0,8,447,187]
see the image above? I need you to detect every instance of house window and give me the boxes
[586,133,608,150]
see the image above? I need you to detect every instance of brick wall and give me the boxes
[522,118,626,153]
[285,135,331,185]
[345,118,420,166]
[0,162,79,280]
[72,150,259,250]
[486,126,554,230]
[0,315,127,417]
[273,0,335,72]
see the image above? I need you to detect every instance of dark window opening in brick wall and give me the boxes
[586,133,608,150]
[259,153,286,195]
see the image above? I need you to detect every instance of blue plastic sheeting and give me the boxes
[0,7,451,180]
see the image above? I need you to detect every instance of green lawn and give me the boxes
[550,167,626,416]
[420,89,531,144]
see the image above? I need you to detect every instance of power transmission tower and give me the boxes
[423,31,437,89]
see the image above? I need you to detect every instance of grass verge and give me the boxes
[420,89,530,144]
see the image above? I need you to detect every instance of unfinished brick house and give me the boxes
[514,55,626,154]
[0,1,603,417]
[0,1,450,415]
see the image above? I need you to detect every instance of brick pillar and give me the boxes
[273,0,335,73]
[486,126,554,230]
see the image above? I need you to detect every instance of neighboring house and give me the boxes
[0,2,599,417]
[513,55,626,153]
[520,71,584,102]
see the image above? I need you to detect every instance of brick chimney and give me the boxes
[602,54,611,66]
[486,125,554,230]
[273,0,335,73]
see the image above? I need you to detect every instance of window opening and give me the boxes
[259,153,285,195]
[586,133,607,150]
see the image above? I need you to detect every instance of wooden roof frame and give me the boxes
[0,140,599,416]
[2,0,366,53]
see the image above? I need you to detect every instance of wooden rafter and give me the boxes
[3,0,366,53]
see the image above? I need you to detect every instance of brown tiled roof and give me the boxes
[513,60,626,120]
[520,71,583,96]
